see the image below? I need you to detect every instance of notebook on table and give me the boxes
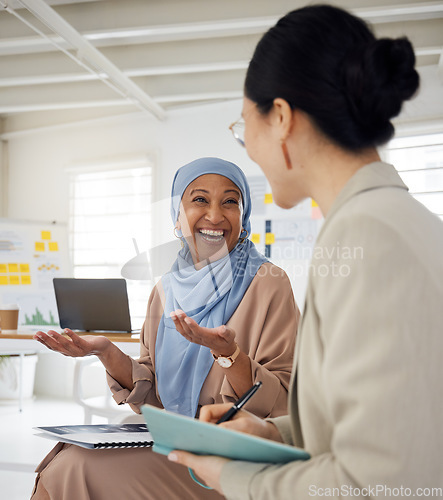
[53,278,134,333]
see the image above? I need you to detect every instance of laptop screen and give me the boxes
[53,278,132,332]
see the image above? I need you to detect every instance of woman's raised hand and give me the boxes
[170,309,236,354]
[33,329,111,358]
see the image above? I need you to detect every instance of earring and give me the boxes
[280,140,293,170]
[174,227,184,248]
[239,228,249,244]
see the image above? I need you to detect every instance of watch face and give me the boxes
[217,357,233,368]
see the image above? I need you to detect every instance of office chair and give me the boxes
[73,357,142,424]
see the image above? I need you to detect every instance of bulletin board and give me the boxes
[247,176,323,308]
[0,219,71,329]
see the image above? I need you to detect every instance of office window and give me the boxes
[69,161,153,328]
[385,132,443,221]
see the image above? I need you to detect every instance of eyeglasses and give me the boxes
[229,117,245,147]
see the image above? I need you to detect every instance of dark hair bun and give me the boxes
[245,5,421,151]
[344,37,420,146]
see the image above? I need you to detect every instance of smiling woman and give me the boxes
[156,157,284,413]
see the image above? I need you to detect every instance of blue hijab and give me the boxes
[155,157,267,417]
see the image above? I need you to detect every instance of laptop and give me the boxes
[53,278,133,333]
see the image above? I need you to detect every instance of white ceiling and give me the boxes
[0,0,442,131]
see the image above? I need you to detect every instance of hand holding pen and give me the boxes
[216,381,262,424]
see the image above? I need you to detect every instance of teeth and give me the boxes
[200,229,224,236]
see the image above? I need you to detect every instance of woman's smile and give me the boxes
[197,228,226,245]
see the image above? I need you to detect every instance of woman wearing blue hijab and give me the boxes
[32,157,300,500]
[157,157,274,417]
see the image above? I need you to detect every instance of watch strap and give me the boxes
[212,343,240,364]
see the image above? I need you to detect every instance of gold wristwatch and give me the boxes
[212,344,240,368]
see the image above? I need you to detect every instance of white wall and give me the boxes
[5,99,256,218]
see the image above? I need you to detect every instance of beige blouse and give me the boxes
[108,262,300,418]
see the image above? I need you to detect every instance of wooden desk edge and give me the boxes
[0,332,140,343]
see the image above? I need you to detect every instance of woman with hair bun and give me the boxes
[170,5,443,498]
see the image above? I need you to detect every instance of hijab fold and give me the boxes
[155,158,267,417]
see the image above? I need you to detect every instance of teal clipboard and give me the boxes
[141,405,310,463]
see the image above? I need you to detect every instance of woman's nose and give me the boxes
[204,205,224,224]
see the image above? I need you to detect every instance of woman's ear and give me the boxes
[272,98,294,140]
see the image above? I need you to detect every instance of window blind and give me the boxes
[385,132,443,222]
[69,163,153,328]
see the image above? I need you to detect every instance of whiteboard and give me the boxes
[0,219,71,329]
[247,176,323,309]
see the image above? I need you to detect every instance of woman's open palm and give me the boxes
[170,309,237,354]
[34,329,110,358]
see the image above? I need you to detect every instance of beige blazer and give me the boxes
[108,262,300,419]
[221,162,443,499]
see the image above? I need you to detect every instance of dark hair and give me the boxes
[245,5,420,151]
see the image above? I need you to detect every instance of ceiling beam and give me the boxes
[0,60,250,87]
[0,43,439,88]
[0,92,243,114]
[1,3,443,56]
[357,1,443,23]
[0,0,165,120]
[438,49,443,82]
[0,67,246,113]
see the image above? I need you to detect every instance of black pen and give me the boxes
[216,381,262,424]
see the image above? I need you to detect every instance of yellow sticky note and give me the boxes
[41,231,51,240]
[20,263,30,273]
[49,242,59,252]
[264,193,273,204]
[21,275,32,285]
[8,263,19,273]
[0,264,7,273]
[35,242,45,252]
[9,275,20,285]
[251,233,261,244]
[0,276,8,285]
[265,233,275,245]
[311,199,319,207]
